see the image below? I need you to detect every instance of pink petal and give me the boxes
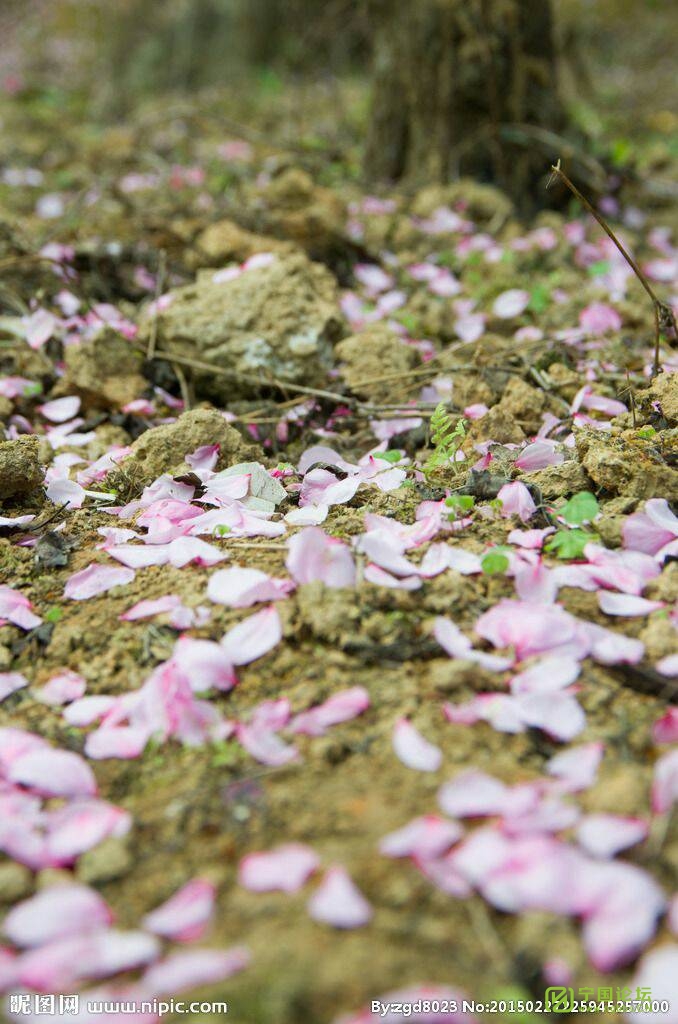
[142,947,250,996]
[623,498,678,555]
[85,725,151,760]
[547,742,604,792]
[8,748,97,797]
[290,687,370,736]
[438,771,510,818]
[236,724,298,767]
[239,844,319,892]
[652,749,678,814]
[497,481,537,523]
[45,477,85,509]
[512,557,557,603]
[510,656,580,694]
[172,637,237,692]
[63,695,117,726]
[286,528,356,588]
[508,527,555,549]
[307,866,372,929]
[513,690,586,741]
[434,617,512,671]
[46,800,131,862]
[653,708,678,744]
[0,585,42,630]
[656,655,678,678]
[64,564,135,600]
[17,929,160,991]
[597,591,663,616]
[515,441,564,472]
[576,814,648,858]
[626,946,678,1023]
[221,606,281,665]
[579,301,622,333]
[379,816,463,859]
[476,600,585,661]
[143,878,216,942]
[493,289,529,318]
[392,719,442,772]
[34,670,86,706]
[364,565,422,590]
[0,672,28,702]
[3,885,112,948]
[38,396,81,422]
[207,566,293,607]
[120,595,182,621]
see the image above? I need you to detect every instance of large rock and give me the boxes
[248,167,347,260]
[335,328,420,402]
[576,428,678,500]
[122,408,261,486]
[59,329,146,410]
[140,252,344,401]
[192,219,293,269]
[0,436,43,501]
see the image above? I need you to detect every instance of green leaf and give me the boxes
[561,491,599,526]
[587,259,611,278]
[545,529,596,560]
[44,606,63,623]
[637,426,656,439]
[528,284,551,313]
[481,550,510,575]
[445,494,475,515]
[214,524,231,537]
[374,449,403,464]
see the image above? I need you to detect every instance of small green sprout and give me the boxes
[545,528,595,561]
[481,547,512,575]
[445,494,475,519]
[560,490,599,526]
[424,404,467,478]
[374,449,403,464]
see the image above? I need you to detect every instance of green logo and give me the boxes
[545,988,574,1012]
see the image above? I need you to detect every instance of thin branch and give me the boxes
[548,160,677,374]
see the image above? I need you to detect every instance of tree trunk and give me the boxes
[364,0,564,205]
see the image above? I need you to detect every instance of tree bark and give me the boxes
[364,0,564,205]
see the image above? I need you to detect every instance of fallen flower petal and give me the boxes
[286,527,356,588]
[64,564,135,600]
[392,719,442,772]
[307,866,372,929]
[3,884,111,948]
[143,878,216,942]
[239,844,319,892]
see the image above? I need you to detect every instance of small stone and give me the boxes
[76,836,132,884]
[0,862,33,903]
[335,328,420,403]
[122,408,261,487]
[0,435,43,501]
[36,868,75,890]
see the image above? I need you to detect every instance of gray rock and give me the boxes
[139,252,344,401]
[0,435,43,501]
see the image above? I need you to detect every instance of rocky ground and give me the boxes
[0,83,677,1024]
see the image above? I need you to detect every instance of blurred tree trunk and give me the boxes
[364,0,565,203]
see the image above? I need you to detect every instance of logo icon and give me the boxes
[546,987,575,1012]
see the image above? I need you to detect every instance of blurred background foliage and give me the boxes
[0,0,676,181]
